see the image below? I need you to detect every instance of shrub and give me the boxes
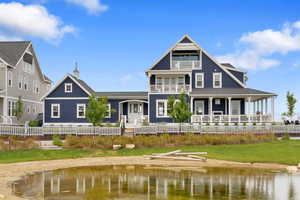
[22,138,39,149]
[52,135,63,146]
[28,120,40,127]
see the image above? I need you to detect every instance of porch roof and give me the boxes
[95,91,148,100]
[190,88,276,100]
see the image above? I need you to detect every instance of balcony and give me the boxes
[171,60,201,70]
[150,84,190,93]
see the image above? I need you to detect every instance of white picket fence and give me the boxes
[133,125,300,135]
[0,126,122,136]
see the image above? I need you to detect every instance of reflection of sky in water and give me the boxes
[12,166,300,200]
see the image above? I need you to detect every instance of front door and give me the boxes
[128,102,143,124]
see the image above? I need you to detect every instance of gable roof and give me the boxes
[41,74,93,100]
[146,35,246,88]
[0,41,31,66]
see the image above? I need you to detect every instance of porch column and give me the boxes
[271,97,275,122]
[228,97,232,123]
[265,98,268,115]
[261,99,264,115]
[253,101,256,115]
[190,97,194,114]
[209,97,213,122]
[247,97,251,123]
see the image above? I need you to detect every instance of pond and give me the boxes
[13,165,300,200]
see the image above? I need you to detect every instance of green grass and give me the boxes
[0,140,299,165]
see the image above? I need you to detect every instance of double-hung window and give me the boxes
[65,83,72,93]
[156,100,168,117]
[195,73,204,88]
[77,104,86,118]
[8,71,12,87]
[51,104,60,118]
[213,72,222,88]
[105,103,111,118]
[194,100,204,115]
[8,101,16,117]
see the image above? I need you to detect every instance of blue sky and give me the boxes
[0,0,300,119]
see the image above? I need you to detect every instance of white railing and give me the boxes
[150,84,190,93]
[171,60,201,70]
[191,114,273,123]
[134,124,300,135]
[0,126,122,136]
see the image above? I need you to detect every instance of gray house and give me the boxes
[0,41,52,124]
[43,35,277,127]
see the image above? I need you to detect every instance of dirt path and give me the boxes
[0,156,288,200]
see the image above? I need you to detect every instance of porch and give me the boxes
[190,88,277,124]
[119,100,148,127]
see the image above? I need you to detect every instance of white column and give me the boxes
[209,97,213,122]
[261,99,264,115]
[271,97,275,122]
[247,97,251,123]
[228,97,232,123]
[190,97,194,114]
[265,98,268,115]
[253,101,256,115]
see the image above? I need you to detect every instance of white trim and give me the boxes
[195,72,204,88]
[7,70,12,87]
[40,74,92,100]
[119,100,148,104]
[156,99,169,118]
[2,96,43,104]
[225,67,247,73]
[51,104,60,118]
[213,72,222,88]
[44,123,93,126]
[76,104,86,118]
[45,97,89,100]
[64,83,73,93]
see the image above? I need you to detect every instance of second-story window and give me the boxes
[8,71,12,87]
[213,72,222,88]
[195,73,204,88]
[65,83,72,93]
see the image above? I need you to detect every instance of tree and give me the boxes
[167,92,192,132]
[14,96,24,122]
[86,95,110,126]
[282,91,297,120]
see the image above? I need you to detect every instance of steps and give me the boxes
[123,128,135,136]
[39,140,63,150]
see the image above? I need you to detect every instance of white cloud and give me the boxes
[0,2,75,43]
[65,0,108,15]
[217,21,300,70]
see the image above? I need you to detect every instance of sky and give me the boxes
[0,0,300,120]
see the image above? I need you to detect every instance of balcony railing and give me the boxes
[150,84,190,93]
[191,115,272,123]
[171,60,201,70]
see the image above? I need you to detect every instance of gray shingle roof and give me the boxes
[221,63,236,69]
[69,75,95,94]
[95,91,148,99]
[190,88,277,96]
[0,41,30,66]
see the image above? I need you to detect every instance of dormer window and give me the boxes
[213,72,222,88]
[65,83,72,93]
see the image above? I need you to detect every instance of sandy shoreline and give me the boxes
[0,156,288,200]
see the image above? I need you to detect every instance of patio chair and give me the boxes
[295,120,300,125]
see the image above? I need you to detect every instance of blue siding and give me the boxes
[228,69,244,83]
[48,77,89,98]
[152,53,170,70]
[149,94,189,123]
[45,99,89,123]
[191,53,242,89]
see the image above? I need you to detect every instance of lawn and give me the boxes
[0,140,299,165]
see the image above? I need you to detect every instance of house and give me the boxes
[0,41,52,124]
[42,35,276,126]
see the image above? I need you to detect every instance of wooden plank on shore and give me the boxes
[187,155,207,161]
[175,152,207,155]
[148,155,204,161]
[152,150,181,156]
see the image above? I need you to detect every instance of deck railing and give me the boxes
[191,114,272,123]
[150,84,190,93]
[171,60,201,70]
[0,126,121,136]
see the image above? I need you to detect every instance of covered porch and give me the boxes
[190,88,277,124]
[119,100,148,126]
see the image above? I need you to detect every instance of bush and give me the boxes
[52,135,63,146]
[28,120,40,127]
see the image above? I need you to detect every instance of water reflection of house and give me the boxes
[13,167,300,200]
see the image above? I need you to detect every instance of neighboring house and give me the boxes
[42,35,276,127]
[0,41,52,124]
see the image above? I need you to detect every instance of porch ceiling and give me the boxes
[190,88,277,101]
